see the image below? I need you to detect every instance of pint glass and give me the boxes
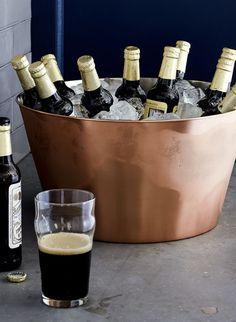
[34,189,95,308]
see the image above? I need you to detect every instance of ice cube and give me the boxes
[70,83,83,95]
[70,94,89,118]
[102,78,122,95]
[93,100,139,120]
[125,97,144,119]
[176,103,203,118]
[180,87,205,105]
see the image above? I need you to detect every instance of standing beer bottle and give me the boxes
[77,55,113,118]
[41,54,75,100]
[29,62,73,116]
[11,55,42,110]
[144,46,180,118]
[115,46,146,103]
[199,58,235,116]
[221,47,236,90]
[0,117,21,271]
[175,40,191,80]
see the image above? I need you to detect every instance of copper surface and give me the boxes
[17,84,236,243]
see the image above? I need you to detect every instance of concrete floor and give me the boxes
[0,154,236,322]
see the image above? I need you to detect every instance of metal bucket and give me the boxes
[17,79,236,243]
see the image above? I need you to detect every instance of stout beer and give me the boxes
[38,232,92,301]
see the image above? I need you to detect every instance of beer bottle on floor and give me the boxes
[29,62,73,116]
[41,54,75,100]
[199,58,235,116]
[175,40,191,80]
[0,117,22,271]
[11,55,42,110]
[115,46,146,103]
[144,46,180,118]
[77,55,113,118]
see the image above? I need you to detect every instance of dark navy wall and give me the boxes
[32,0,236,83]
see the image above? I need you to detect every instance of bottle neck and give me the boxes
[210,67,232,93]
[0,130,12,157]
[219,85,236,113]
[123,59,140,81]
[45,60,64,83]
[158,56,177,80]
[81,68,101,91]
[176,50,189,76]
[156,77,175,88]
[34,73,57,99]
[16,67,35,91]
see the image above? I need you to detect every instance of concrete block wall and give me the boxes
[0,0,31,163]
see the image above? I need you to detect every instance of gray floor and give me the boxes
[0,154,236,322]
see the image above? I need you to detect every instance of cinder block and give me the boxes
[0,0,31,30]
[0,98,13,124]
[11,124,30,163]
[0,27,13,67]
[13,19,31,56]
[0,63,21,103]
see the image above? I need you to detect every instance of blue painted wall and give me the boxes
[32,0,236,83]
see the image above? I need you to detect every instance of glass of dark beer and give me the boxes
[34,189,95,308]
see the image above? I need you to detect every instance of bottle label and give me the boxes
[8,181,22,249]
[144,99,167,118]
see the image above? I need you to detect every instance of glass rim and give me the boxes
[35,188,95,206]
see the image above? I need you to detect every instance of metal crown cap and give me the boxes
[29,61,47,78]
[124,46,140,60]
[176,40,191,53]
[164,46,180,59]
[77,55,95,72]
[11,55,29,70]
[217,58,234,71]
[41,54,56,64]
[221,47,236,61]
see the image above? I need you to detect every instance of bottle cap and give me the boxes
[7,271,27,283]
[124,46,140,60]
[11,55,29,70]
[221,48,236,61]
[217,57,234,72]
[163,46,180,59]
[176,40,191,53]
[41,54,57,65]
[29,61,47,78]
[77,55,95,72]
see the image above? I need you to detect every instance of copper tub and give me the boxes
[17,79,236,243]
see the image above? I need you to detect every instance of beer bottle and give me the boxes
[41,54,75,100]
[199,58,235,116]
[29,62,73,116]
[144,46,180,118]
[11,55,42,110]
[218,83,236,113]
[221,47,236,90]
[175,40,191,80]
[0,117,22,271]
[115,46,146,103]
[77,55,113,118]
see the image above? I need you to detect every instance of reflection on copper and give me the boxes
[17,86,236,243]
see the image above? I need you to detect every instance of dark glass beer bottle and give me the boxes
[199,58,234,116]
[41,54,75,100]
[11,55,42,110]
[144,46,180,118]
[115,46,146,103]
[29,62,73,116]
[0,117,22,271]
[175,40,191,80]
[77,55,113,118]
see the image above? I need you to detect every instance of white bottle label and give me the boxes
[8,181,22,249]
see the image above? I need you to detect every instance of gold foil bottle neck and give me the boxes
[163,46,180,59]
[221,47,236,61]
[124,46,140,60]
[77,56,95,72]
[176,40,191,53]
[29,62,46,78]
[41,54,56,64]
[217,57,234,72]
[11,55,29,70]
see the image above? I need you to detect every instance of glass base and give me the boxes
[42,294,88,308]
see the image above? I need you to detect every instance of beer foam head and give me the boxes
[38,232,92,255]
